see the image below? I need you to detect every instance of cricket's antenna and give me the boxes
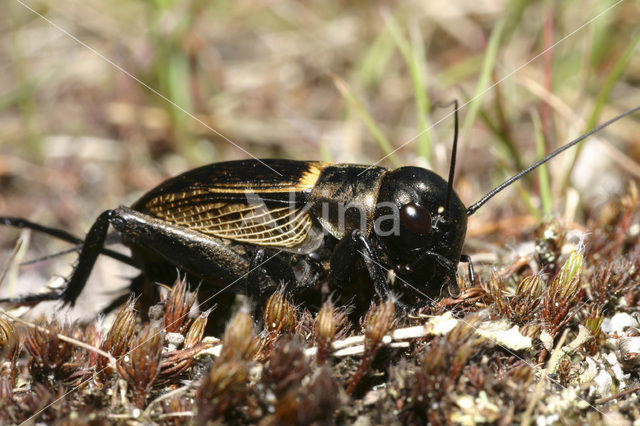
[466,105,640,216]
[445,100,459,219]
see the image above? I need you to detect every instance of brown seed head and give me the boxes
[116,326,164,408]
[516,274,544,299]
[294,366,341,425]
[184,311,209,349]
[196,360,249,423]
[164,276,197,334]
[24,320,76,385]
[161,395,193,426]
[220,310,257,362]
[485,273,508,315]
[0,316,18,362]
[264,335,309,398]
[0,316,18,395]
[363,299,395,352]
[273,390,298,425]
[313,303,337,347]
[264,291,297,334]
[96,301,136,384]
[103,301,136,357]
[509,274,544,324]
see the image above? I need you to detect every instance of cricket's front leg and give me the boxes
[397,251,460,298]
[330,229,390,300]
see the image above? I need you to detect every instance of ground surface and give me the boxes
[1,1,640,424]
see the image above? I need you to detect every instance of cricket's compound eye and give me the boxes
[400,203,432,235]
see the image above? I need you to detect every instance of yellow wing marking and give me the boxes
[146,162,326,198]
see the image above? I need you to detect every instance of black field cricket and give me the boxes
[1,106,639,314]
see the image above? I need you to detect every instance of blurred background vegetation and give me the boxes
[1,0,639,314]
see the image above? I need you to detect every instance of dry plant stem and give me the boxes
[467,215,538,238]
[498,254,535,282]
[345,354,372,396]
[521,329,569,426]
[160,342,213,379]
[0,238,22,288]
[106,414,134,420]
[0,311,116,367]
[546,325,594,375]
[264,291,297,335]
[154,411,195,420]
[143,383,193,417]
[540,3,554,150]
[201,313,529,361]
[595,385,640,405]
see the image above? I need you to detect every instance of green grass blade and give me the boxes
[332,75,401,167]
[588,0,617,67]
[460,18,506,144]
[384,14,431,163]
[409,23,431,163]
[502,0,535,42]
[531,110,551,216]
[585,30,640,133]
[356,27,396,89]
[437,53,484,87]
[560,29,640,191]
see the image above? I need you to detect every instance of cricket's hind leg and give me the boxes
[0,213,137,307]
[2,210,136,307]
[0,289,61,306]
[0,216,135,266]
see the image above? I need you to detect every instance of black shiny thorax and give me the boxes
[309,164,387,240]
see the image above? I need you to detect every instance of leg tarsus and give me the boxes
[0,291,62,306]
[0,217,82,245]
[460,254,475,285]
